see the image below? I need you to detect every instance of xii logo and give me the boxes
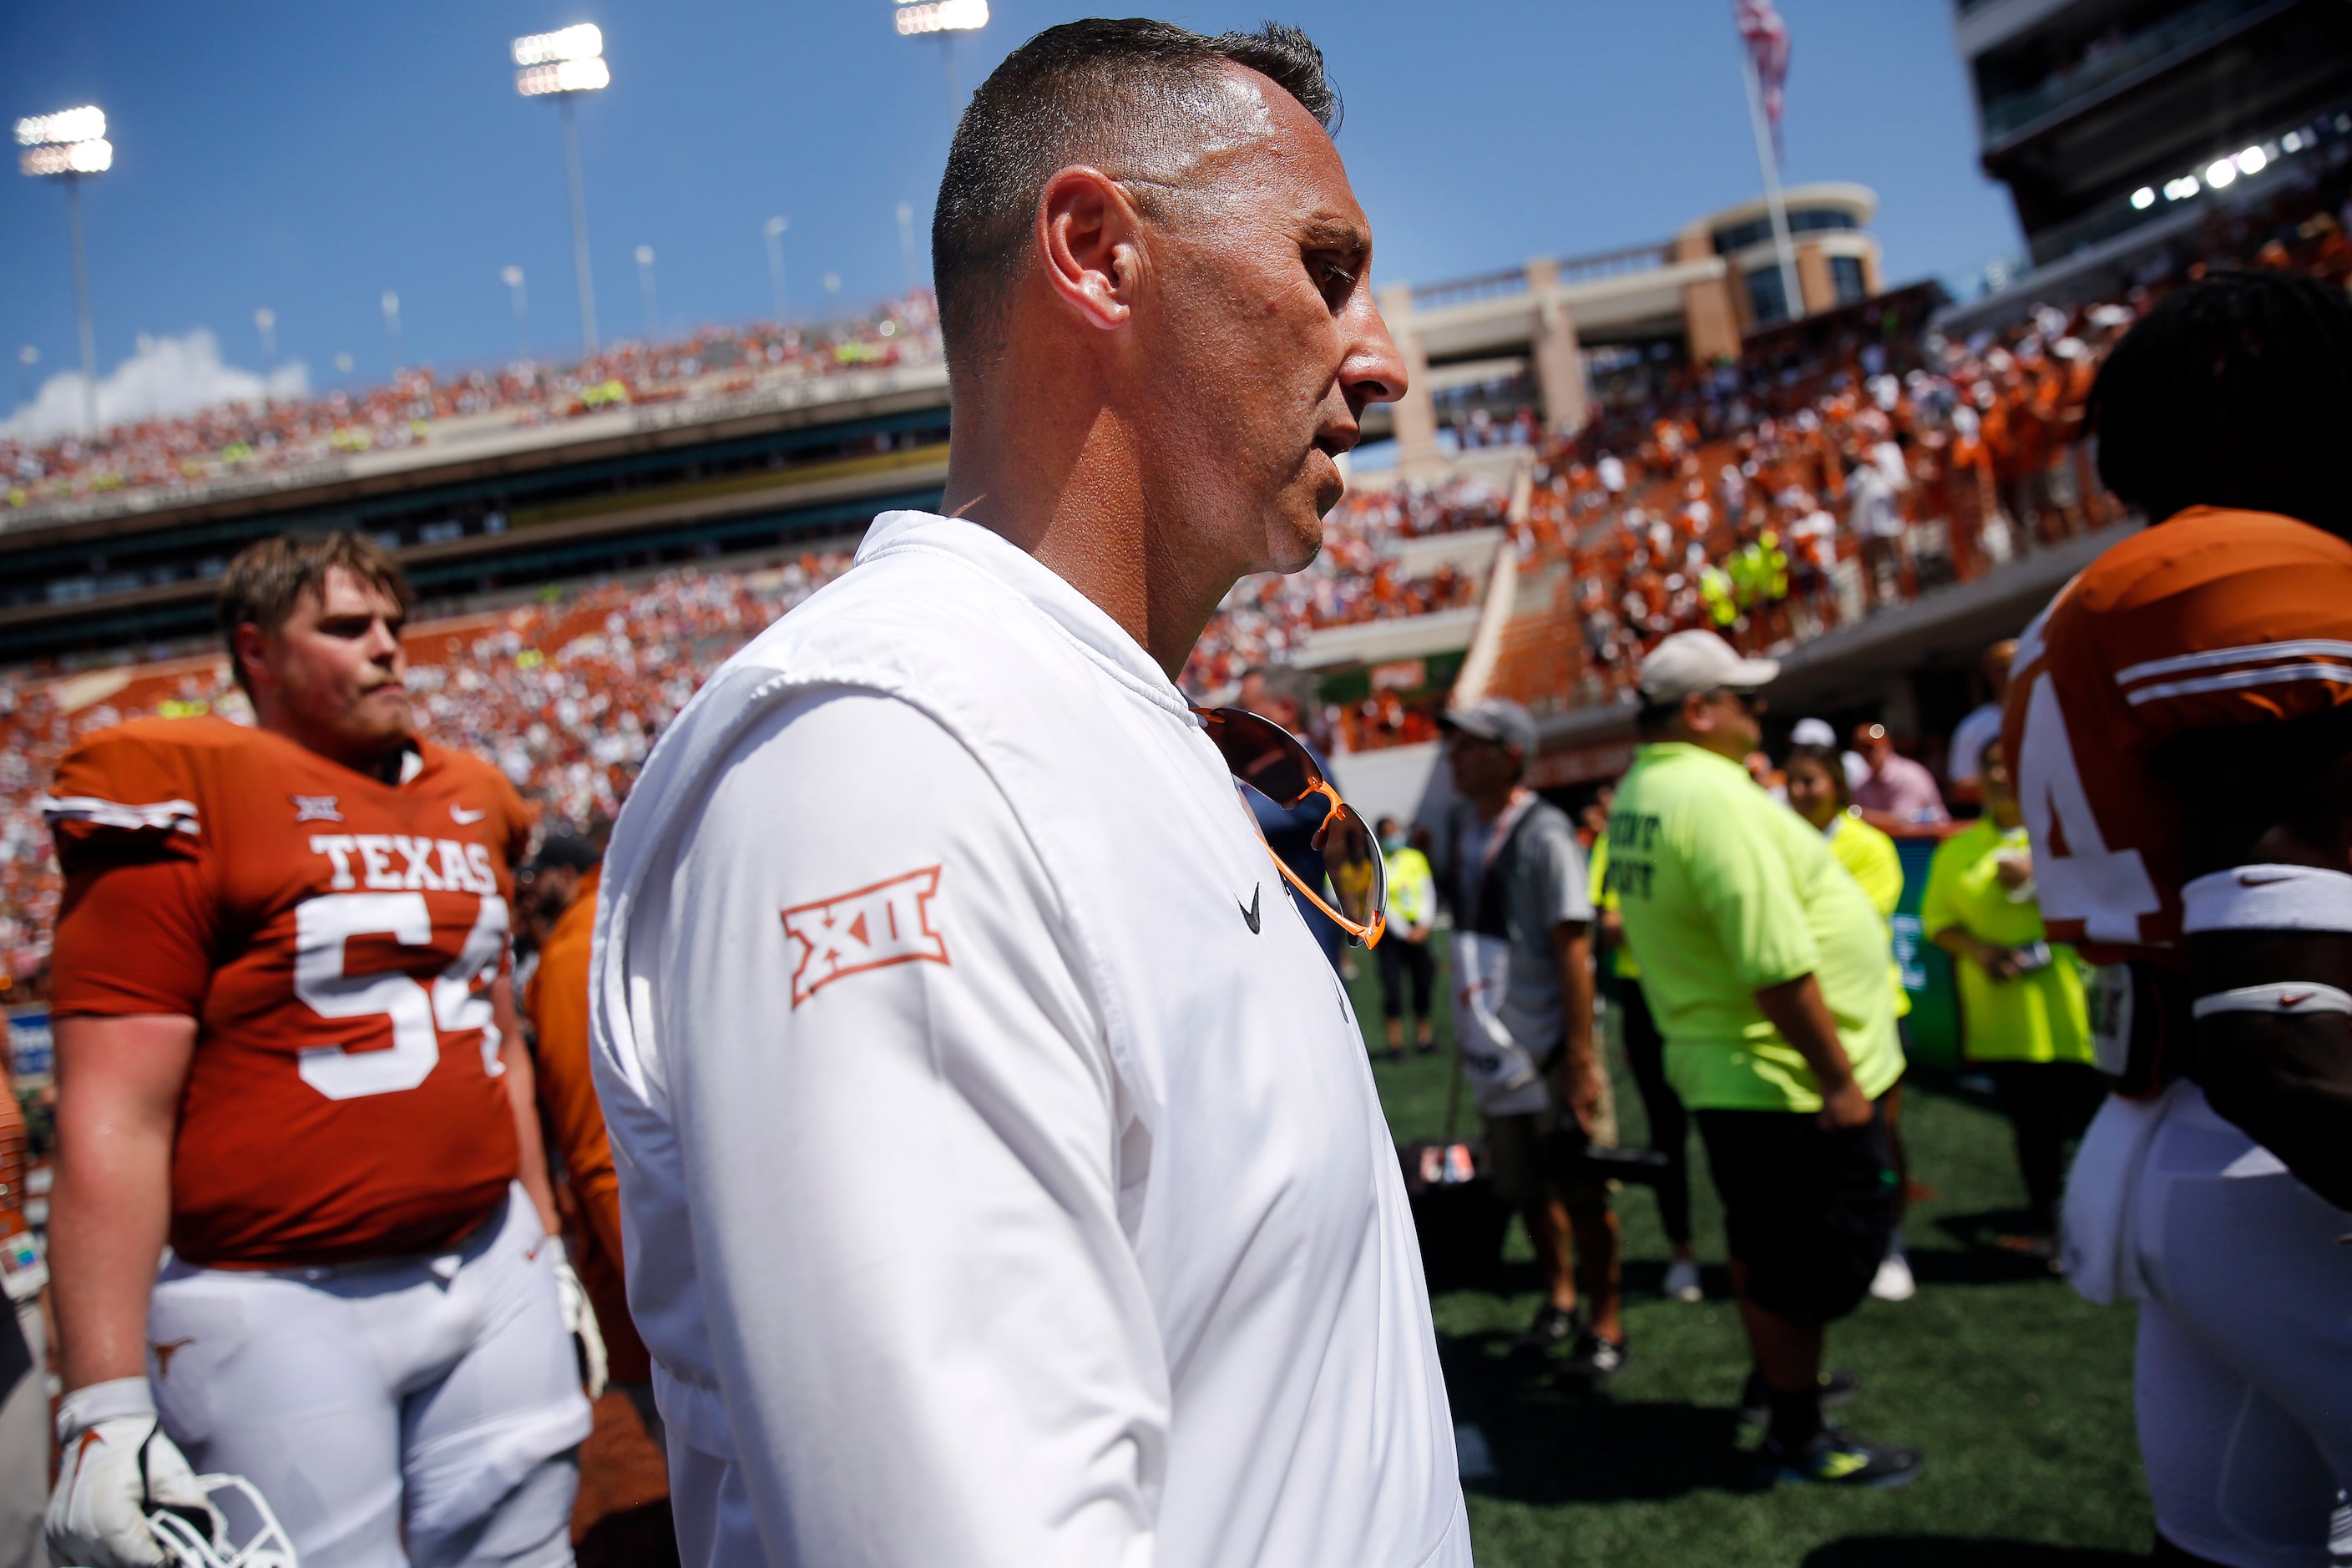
[780,866,951,1007]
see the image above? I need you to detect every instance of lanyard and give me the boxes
[1475,787,1537,878]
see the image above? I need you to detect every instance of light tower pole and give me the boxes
[502,266,529,359]
[381,290,403,369]
[893,0,988,112]
[897,200,920,293]
[16,105,113,432]
[514,24,610,356]
[635,245,657,339]
[764,215,790,323]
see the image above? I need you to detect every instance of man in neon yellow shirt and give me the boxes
[1784,737,1919,1306]
[1590,813,1702,1303]
[1608,630,1919,1490]
[1373,817,1437,1060]
[1922,737,2101,1247]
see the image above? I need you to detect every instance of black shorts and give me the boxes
[1694,1100,1899,1326]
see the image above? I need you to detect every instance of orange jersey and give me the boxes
[2002,508,2352,961]
[522,863,650,1382]
[522,866,623,1271]
[45,716,533,1267]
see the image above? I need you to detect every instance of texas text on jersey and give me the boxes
[2001,506,2352,964]
[43,715,533,1267]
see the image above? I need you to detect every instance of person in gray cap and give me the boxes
[1606,630,1919,1486]
[1436,697,1625,1384]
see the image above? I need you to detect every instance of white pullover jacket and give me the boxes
[589,511,1469,1566]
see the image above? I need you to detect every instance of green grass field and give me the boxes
[1343,947,2153,1567]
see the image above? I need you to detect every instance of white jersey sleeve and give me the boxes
[635,689,1164,1565]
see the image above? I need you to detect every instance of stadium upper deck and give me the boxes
[0,293,950,662]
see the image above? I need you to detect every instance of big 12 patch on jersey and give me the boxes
[780,866,951,1006]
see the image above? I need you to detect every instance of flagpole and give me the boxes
[1737,39,1803,324]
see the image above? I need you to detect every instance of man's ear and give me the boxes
[232,622,273,695]
[1037,165,1143,331]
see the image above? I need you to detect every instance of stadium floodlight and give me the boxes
[15,104,106,147]
[17,104,110,432]
[513,24,609,355]
[515,58,611,96]
[2130,186,2157,210]
[894,0,989,34]
[764,215,790,322]
[2236,144,2268,176]
[897,0,985,107]
[2204,157,2238,190]
[513,24,604,65]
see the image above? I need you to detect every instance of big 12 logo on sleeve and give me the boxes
[780,867,951,1006]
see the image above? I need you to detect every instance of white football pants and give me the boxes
[149,1184,594,1568]
[2132,1086,2352,1568]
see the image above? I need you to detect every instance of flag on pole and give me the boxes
[1735,0,1792,162]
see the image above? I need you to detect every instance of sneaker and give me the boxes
[1869,1250,1917,1302]
[1560,1330,1630,1388]
[1414,1038,1439,1056]
[1511,1304,1579,1356]
[1739,1367,1860,1426]
[1758,1424,1923,1489]
[1662,1257,1704,1302]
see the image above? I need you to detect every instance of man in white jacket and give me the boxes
[589,18,1472,1566]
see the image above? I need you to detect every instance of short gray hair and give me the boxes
[931,18,1340,377]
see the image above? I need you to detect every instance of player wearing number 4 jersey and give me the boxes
[2006,274,2352,1568]
[42,534,595,1568]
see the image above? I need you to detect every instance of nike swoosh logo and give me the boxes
[450,805,488,824]
[1240,884,1261,934]
[2279,993,2314,1008]
[2237,871,2297,887]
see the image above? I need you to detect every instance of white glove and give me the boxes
[547,1240,609,1402]
[48,1378,219,1568]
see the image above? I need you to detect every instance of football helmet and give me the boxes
[51,1418,298,1568]
[144,1474,298,1568]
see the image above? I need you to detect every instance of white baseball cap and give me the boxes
[1637,630,1780,703]
[1789,717,1838,747]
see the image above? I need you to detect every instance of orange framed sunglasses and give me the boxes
[1194,706,1388,948]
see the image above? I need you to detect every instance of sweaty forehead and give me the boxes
[1147,65,1365,228]
[309,566,402,620]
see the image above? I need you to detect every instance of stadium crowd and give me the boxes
[1179,473,1503,700]
[1525,181,2352,707]
[0,550,853,1000]
[1,292,940,511]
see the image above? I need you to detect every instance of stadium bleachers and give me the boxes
[1,292,940,513]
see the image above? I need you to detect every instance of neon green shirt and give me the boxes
[1588,834,1638,979]
[1824,810,1910,1019]
[1387,845,1435,931]
[1606,742,1905,1111]
[1918,818,2094,1066]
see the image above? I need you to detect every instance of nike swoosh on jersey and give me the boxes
[450,805,488,824]
[2278,993,2314,1008]
[1240,884,1261,934]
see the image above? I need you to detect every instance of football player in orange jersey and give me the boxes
[2004,273,2352,1568]
[42,534,596,1568]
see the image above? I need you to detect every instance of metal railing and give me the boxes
[1980,0,2287,147]
[1408,241,1670,313]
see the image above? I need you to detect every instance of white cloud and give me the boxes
[1,329,309,441]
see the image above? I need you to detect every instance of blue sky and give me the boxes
[0,0,2019,412]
